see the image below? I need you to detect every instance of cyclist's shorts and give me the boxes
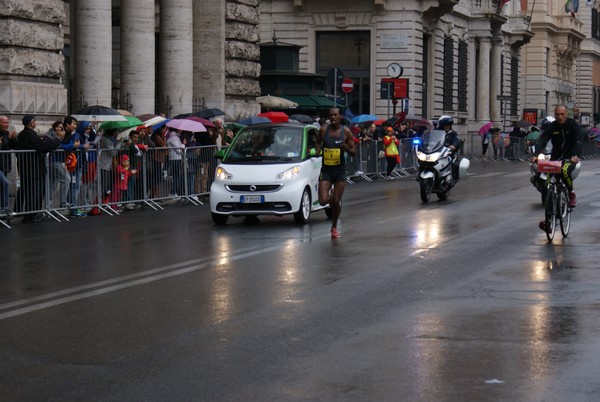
[320,166,347,183]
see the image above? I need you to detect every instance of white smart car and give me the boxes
[210,123,331,225]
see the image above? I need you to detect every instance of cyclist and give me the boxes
[534,104,583,232]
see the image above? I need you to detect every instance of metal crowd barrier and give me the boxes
[1,135,598,228]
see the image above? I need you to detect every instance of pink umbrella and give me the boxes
[479,122,494,136]
[166,118,207,132]
[185,116,215,128]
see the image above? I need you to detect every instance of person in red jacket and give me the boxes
[111,154,137,207]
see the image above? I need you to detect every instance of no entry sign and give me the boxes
[341,78,354,93]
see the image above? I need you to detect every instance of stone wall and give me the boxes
[0,0,67,126]
[224,0,261,118]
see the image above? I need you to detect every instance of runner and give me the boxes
[316,107,356,238]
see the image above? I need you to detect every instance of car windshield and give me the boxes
[225,125,304,163]
[419,129,446,153]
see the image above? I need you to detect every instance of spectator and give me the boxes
[149,125,167,199]
[48,116,77,209]
[0,115,16,217]
[383,127,400,177]
[166,129,185,197]
[127,130,147,204]
[484,127,498,157]
[136,125,155,199]
[110,154,137,210]
[80,122,99,207]
[98,128,128,200]
[68,120,92,218]
[16,115,64,222]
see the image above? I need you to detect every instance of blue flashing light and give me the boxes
[412,137,421,145]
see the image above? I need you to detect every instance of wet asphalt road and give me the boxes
[1,158,600,401]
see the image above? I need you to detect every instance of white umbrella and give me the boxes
[257,95,299,109]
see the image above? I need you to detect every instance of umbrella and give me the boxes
[258,111,289,123]
[72,105,127,122]
[99,115,143,131]
[525,130,541,142]
[402,114,432,128]
[479,122,494,136]
[185,116,215,128]
[257,95,299,109]
[195,108,226,119]
[350,114,378,124]
[385,116,401,127]
[517,120,532,128]
[493,133,511,146]
[136,113,167,127]
[587,127,600,139]
[289,114,314,124]
[166,118,207,132]
[374,119,386,126]
[116,109,134,116]
[239,116,271,125]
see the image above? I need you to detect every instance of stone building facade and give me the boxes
[2,0,598,142]
[259,0,534,141]
[0,0,262,128]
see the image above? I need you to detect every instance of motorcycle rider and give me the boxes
[438,115,461,179]
[534,104,583,232]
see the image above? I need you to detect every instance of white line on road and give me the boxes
[0,244,285,321]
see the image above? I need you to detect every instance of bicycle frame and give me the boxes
[538,159,571,241]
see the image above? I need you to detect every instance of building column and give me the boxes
[74,0,112,107]
[477,37,491,122]
[192,0,226,113]
[120,0,155,115]
[467,37,477,122]
[489,36,503,123]
[159,0,193,117]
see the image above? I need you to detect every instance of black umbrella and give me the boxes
[72,105,127,122]
[289,114,314,124]
[195,108,226,119]
[385,116,401,127]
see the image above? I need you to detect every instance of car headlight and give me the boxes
[215,166,232,180]
[277,165,301,180]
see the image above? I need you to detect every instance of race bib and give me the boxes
[323,147,341,166]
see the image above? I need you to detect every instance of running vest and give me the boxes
[322,125,346,166]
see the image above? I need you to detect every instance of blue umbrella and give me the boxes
[239,116,271,125]
[350,114,378,124]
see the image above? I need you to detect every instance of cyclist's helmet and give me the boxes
[540,116,555,131]
[438,115,454,128]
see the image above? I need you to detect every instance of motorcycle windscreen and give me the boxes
[419,130,446,153]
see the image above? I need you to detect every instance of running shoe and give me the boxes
[568,192,577,207]
[331,227,340,238]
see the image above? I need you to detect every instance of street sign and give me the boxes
[341,78,354,93]
[327,68,344,94]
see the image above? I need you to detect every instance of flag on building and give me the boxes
[565,0,579,15]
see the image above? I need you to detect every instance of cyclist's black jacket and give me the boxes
[536,118,583,160]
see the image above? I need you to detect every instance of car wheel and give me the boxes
[294,188,311,224]
[212,212,228,225]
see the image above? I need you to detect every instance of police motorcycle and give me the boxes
[413,126,470,203]
[527,117,554,204]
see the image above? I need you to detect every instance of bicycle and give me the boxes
[537,158,572,242]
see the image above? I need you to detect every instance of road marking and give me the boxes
[0,244,286,321]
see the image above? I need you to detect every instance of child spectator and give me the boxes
[111,154,137,208]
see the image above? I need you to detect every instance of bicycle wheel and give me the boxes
[544,186,556,241]
[559,185,571,237]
